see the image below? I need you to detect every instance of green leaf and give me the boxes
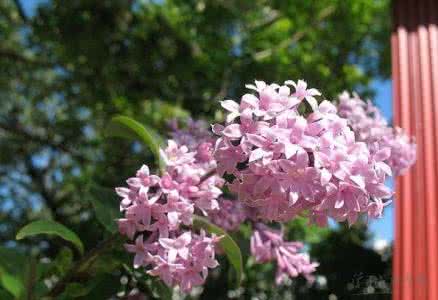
[150,278,173,300]
[0,248,49,299]
[287,216,330,244]
[16,220,84,254]
[0,288,14,300]
[106,115,165,172]
[0,247,27,275]
[88,184,120,233]
[0,247,28,298]
[53,248,74,276]
[87,253,123,276]
[60,283,91,298]
[75,274,120,300]
[0,270,24,298]
[192,216,243,287]
[143,123,165,147]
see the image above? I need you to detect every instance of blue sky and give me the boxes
[21,0,395,243]
[21,0,47,16]
[369,80,394,243]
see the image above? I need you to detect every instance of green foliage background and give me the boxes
[0,0,391,299]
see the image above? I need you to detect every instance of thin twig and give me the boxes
[26,257,36,300]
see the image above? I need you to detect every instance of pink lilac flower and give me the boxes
[116,140,223,292]
[169,118,215,151]
[147,230,221,293]
[169,119,252,232]
[118,218,138,240]
[213,80,393,225]
[208,199,247,231]
[159,231,192,262]
[124,234,154,268]
[250,223,318,285]
[286,79,321,111]
[337,91,416,176]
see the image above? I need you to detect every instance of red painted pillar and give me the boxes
[392,0,438,299]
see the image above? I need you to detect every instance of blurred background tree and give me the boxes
[0,0,391,299]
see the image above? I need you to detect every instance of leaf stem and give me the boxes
[26,257,36,300]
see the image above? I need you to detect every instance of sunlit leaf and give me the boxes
[16,220,84,254]
[106,115,165,172]
[0,269,23,298]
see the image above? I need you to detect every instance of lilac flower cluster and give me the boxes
[208,199,247,232]
[117,140,224,292]
[250,223,318,285]
[116,81,417,292]
[213,80,393,225]
[168,118,215,151]
[169,119,249,232]
[337,91,416,176]
[168,117,319,286]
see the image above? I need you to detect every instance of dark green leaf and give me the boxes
[60,283,91,299]
[16,220,84,254]
[0,248,48,299]
[87,253,123,276]
[53,248,74,276]
[192,216,243,287]
[0,247,27,275]
[76,274,120,300]
[0,247,27,298]
[0,288,14,300]
[150,277,173,300]
[88,184,120,233]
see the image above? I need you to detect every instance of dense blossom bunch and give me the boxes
[250,223,319,285]
[168,119,249,232]
[169,118,215,151]
[117,140,224,292]
[337,92,416,176]
[169,118,318,285]
[208,199,247,232]
[213,80,393,225]
[116,80,417,293]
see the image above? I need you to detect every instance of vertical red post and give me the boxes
[392,0,438,299]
